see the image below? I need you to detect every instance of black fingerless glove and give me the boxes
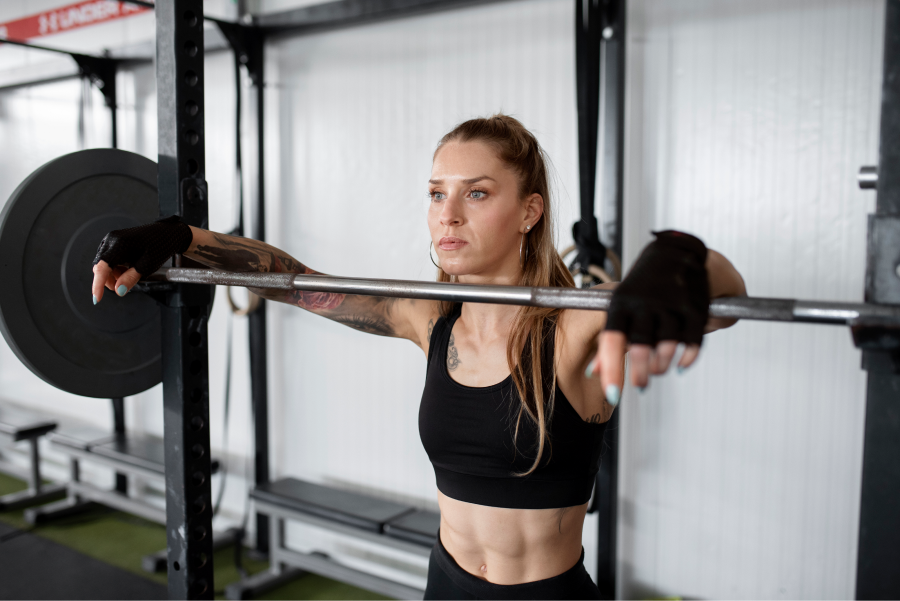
[92,215,193,276]
[606,230,710,346]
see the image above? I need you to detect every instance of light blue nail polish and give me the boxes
[605,384,621,407]
[92,294,97,305]
[117,285,127,297]
[638,386,647,394]
[677,366,686,374]
[585,364,594,379]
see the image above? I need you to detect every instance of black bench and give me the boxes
[225,477,440,600]
[0,403,66,510]
[24,429,233,573]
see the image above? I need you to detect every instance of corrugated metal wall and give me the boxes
[618,1,884,598]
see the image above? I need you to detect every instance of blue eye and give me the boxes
[429,191,445,201]
[470,190,486,199]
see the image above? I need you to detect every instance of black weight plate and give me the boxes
[0,149,161,398]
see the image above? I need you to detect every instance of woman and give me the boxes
[91,115,746,600]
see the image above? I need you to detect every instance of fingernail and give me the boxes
[117,285,127,297]
[638,386,647,394]
[605,385,621,407]
[92,294,98,306]
[677,366,686,374]
[585,364,594,379]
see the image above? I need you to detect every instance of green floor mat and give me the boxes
[0,472,391,600]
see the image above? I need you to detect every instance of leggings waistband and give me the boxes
[430,532,594,600]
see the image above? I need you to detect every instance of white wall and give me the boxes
[618,0,884,598]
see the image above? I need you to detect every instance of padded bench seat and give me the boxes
[228,477,439,600]
[251,477,415,533]
[0,402,67,510]
[384,509,441,548]
[49,431,219,476]
[27,431,218,526]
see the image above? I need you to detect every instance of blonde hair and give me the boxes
[434,114,575,475]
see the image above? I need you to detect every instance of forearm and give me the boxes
[186,227,410,338]
[186,226,308,274]
[705,249,746,331]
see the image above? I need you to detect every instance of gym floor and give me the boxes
[0,473,390,600]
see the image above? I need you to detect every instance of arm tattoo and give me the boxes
[447,333,461,371]
[333,315,394,337]
[191,232,403,337]
[427,319,434,343]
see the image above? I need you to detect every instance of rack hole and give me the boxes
[189,332,202,347]
[184,71,198,86]
[191,444,205,459]
[184,41,198,57]
[189,359,203,375]
[173,561,181,571]
[190,416,205,431]
[186,159,199,175]
[185,101,199,116]
[184,10,198,26]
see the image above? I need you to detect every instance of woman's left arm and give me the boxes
[705,249,747,333]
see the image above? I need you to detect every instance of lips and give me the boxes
[438,236,468,250]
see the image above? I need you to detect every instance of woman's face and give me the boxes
[428,140,542,283]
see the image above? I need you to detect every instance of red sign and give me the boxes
[0,1,150,42]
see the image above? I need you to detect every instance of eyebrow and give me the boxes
[428,175,497,185]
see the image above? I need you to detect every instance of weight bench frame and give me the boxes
[0,418,66,511]
[225,479,436,600]
[24,431,237,573]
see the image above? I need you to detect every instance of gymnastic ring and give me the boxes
[226,286,261,316]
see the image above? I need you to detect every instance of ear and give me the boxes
[522,193,544,232]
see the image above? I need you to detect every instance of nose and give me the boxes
[439,194,464,227]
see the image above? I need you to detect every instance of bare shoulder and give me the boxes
[397,298,442,355]
[556,282,617,350]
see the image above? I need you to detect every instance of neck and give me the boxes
[453,261,525,341]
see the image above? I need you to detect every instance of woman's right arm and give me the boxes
[93,224,435,348]
[187,228,435,344]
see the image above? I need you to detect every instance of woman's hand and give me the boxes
[90,215,193,304]
[586,231,711,404]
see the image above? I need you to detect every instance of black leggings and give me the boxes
[424,533,602,600]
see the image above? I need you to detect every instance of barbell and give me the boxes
[1,149,897,400]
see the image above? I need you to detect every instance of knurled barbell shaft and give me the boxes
[157,267,900,327]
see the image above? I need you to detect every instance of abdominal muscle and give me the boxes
[437,490,587,585]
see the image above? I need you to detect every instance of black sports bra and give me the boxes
[418,305,608,510]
